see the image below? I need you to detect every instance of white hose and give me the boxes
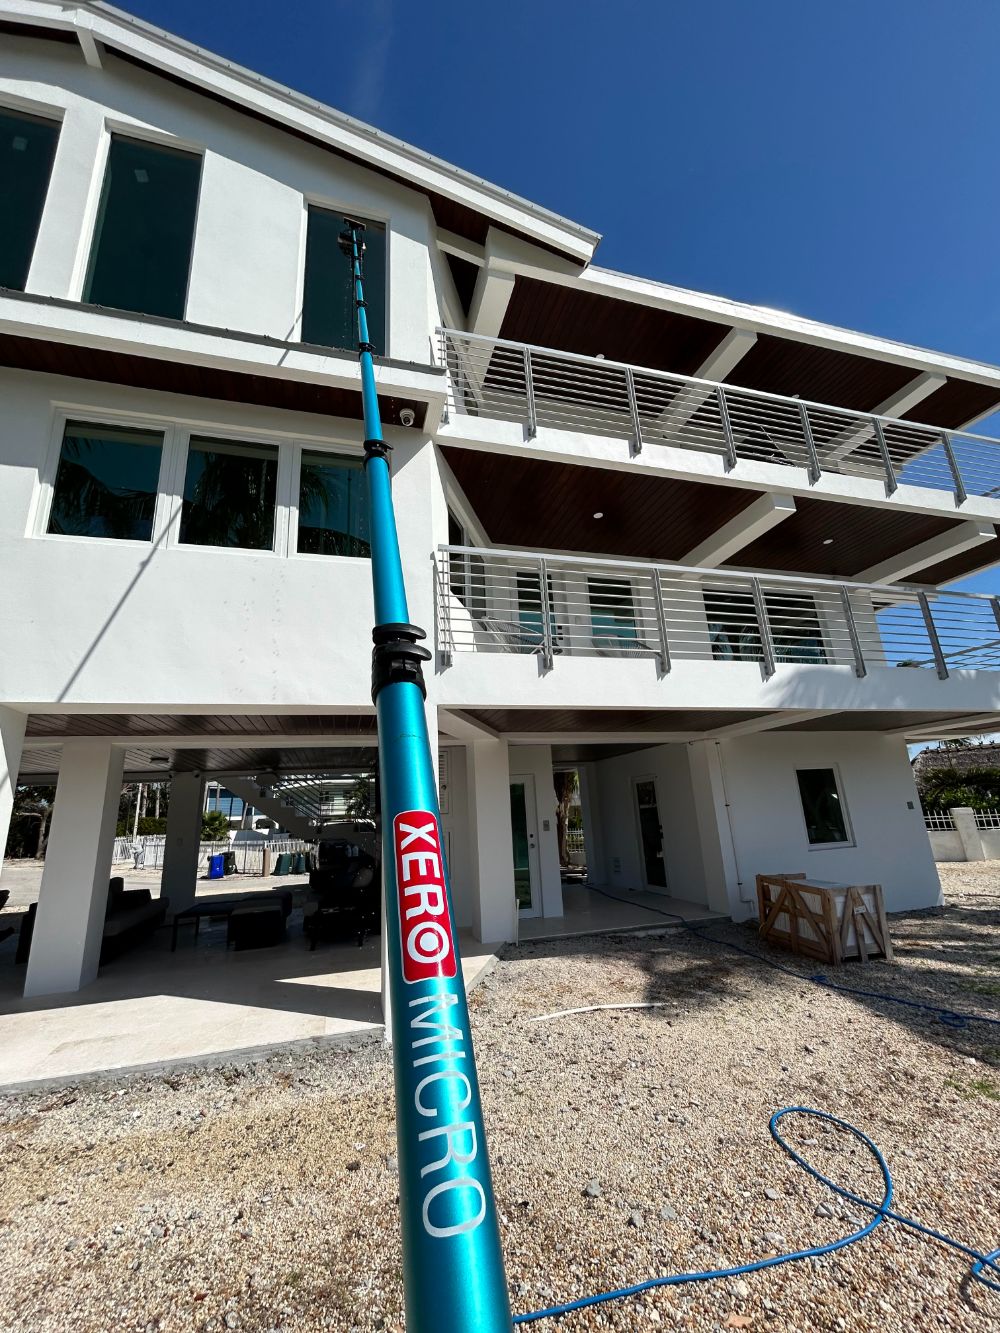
[529,1001,671,1024]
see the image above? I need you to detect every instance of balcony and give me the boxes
[435,545,1000,680]
[439,329,1000,505]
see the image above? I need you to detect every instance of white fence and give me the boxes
[924,806,1000,862]
[113,836,312,874]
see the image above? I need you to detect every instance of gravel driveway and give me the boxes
[0,864,997,1332]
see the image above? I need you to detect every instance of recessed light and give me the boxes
[822,538,834,545]
[593,511,604,519]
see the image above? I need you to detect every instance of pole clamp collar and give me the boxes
[371,622,432,701]
[363,438,392,464]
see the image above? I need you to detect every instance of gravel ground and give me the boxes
[0,865,997,1332]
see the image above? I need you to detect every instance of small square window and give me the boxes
[47,420,163,541]
[796,767,852,847]
[180,437,279,550]
[297,451,370,556]
[301,209,385,353]
[1,108,60,291]
[84,135,202,319]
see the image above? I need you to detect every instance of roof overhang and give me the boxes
[1,0,600,263]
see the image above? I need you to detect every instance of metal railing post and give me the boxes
[839,587,867,677]
[799,401,821,484]
[872,418,898,495]
[991,596,1000,634]
[917,591,949,679]
[652,569,671,673]
[436,550,453,668]
[751,579,776,678]
[523,345,537,438]
[940,431,967,505]
[538,557,554,669]
[626,365,642,455]
[717,386,738,471]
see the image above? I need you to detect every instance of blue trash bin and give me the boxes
[208,853,226,880]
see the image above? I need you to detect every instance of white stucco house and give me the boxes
[3,0,1000,999]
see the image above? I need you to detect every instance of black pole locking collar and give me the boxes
[371,622,432,702]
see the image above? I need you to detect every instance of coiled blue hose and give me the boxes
[515,1107,1000,1323]
[512,888,1000,1324]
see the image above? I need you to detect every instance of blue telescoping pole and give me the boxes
[340,221,512,1332]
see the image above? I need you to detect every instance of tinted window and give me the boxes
[301,209,385,353]
[84,136,201,318]
[180,438,278,550]
[796,768,850,845]
[589,577,637,641]
[0,108,60,291]
[705,589,826,664]
[297,451,370,556]
[48,421,163,541]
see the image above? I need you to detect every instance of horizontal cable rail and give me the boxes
[435,544,1000,678]
[439,328,1000,502]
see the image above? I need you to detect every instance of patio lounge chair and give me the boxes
[592,634,657,658]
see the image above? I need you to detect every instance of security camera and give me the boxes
[399,407,416,428]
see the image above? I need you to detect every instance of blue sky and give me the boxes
[123,0,1000,605]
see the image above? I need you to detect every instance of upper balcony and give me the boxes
[438,329,1000,536]
[433,544,1000,735]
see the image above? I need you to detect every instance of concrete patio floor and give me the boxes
[0,912,498,1091]
[517,882,725,941]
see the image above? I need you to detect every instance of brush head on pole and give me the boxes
[338,217,367,256]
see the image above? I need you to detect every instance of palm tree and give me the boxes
[552,770,579,867]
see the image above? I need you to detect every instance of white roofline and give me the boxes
[2,0,600,261]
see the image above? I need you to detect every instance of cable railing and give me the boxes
[439,328,1000,503]
[436,544,1000,679]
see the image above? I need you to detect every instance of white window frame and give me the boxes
[297,197,391,356]
[795,763,855,850]
[78,121,207,317]
[31,402,371,562]
[31,407,177,548]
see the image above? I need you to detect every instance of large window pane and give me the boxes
[589,577,637,641]
[1,108,60,291]
[796,768,850,845]
[297,450,370,556]
[84,136,201,319]
[180,438,278,550]
[301,209,385,353]
[705,589,826,664]
[48,420,163,541]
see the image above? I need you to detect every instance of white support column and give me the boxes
[681,494,797,567]
[950,807,985,862]
[24,740,124,997]
[465,739,516,943]
[160,772,205,916]
[687,740,744,915]
[0,707,27,868]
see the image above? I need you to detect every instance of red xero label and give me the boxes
[393,810,457,983]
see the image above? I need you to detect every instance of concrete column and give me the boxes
[24,741,124,997]
[950,807,985,862]
[687,740,743,915]
[466,739,516,943]
[0,707,27,865]
[161,773,205,915]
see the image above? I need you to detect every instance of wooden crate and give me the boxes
[755,873,893,966]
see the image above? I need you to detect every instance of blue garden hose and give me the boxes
[511,887,1000,1324]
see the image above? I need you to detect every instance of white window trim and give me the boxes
[31,401,370,562]
[298,198,391,357]
[796,763,855,850]
[30,407,174,548]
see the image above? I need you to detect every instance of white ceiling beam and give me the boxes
[438,709,500,742]
[468,232,516,340]
[437,230,486,267]
[707,709,839,739]
[652,328,757,440]
[813,372,947,465]
[76,25,103,68]
[855,520,995,584]
[680,493,796,568]
[886,713,1000,738]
